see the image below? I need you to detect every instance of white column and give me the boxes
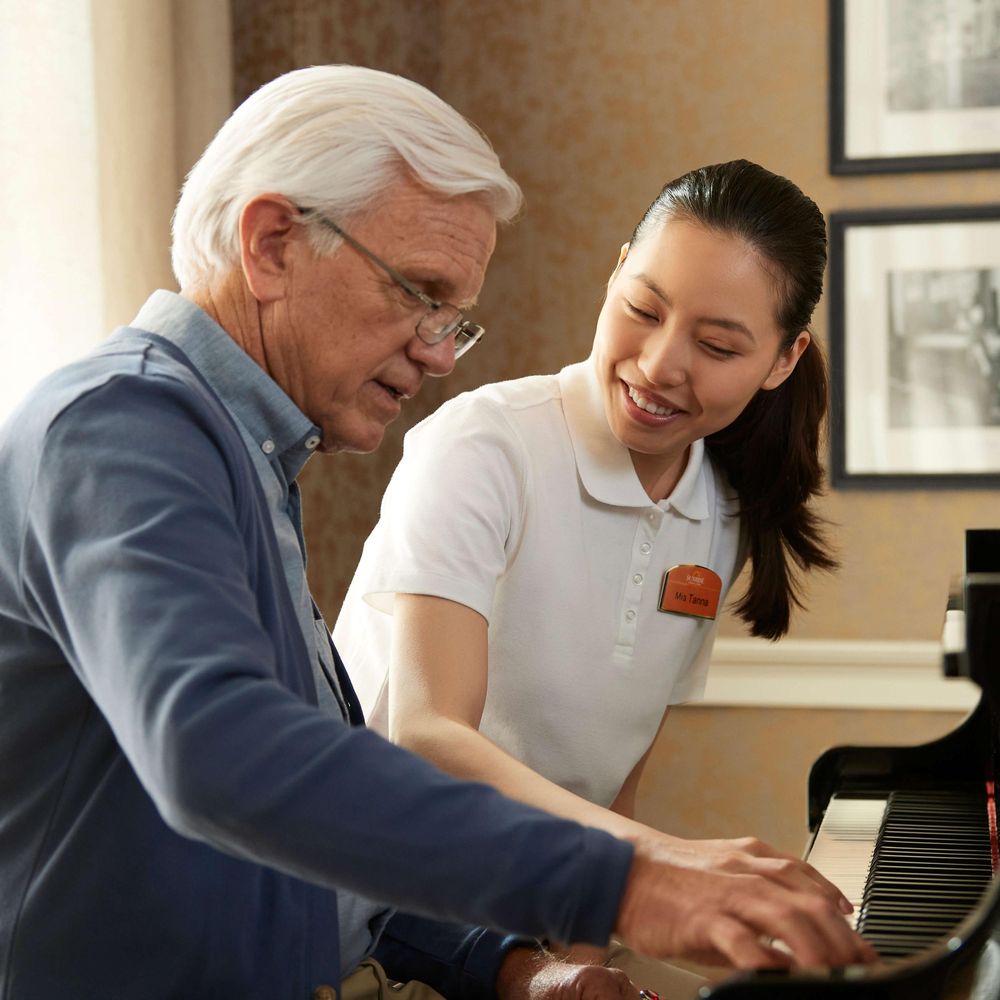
[0,0,233,423]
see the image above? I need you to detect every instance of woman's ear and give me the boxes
[762,331,811,390]
[607,242,630,287]
[238,195,302,303]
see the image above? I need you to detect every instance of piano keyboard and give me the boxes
[808,790,995,959]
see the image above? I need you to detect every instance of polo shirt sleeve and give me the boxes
[360,397,526,622]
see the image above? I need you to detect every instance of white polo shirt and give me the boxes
[333,360,743,807]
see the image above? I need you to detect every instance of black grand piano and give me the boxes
[702,529,1000,999]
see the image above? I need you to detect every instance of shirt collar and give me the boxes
[558,360,709,519]
[128,290,322,482]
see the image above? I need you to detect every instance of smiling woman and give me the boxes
[332,161,843,954]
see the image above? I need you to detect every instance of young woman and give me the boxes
[333,159,844,903]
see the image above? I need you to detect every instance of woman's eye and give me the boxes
[702,342,738,359]
[624,300,657,321]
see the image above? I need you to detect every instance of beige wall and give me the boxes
[231,0,989,842]
[637,704,965,852]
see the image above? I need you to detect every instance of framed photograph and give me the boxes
[829,205,1000,487]
[830,0,1000,174]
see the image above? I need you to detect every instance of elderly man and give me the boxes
[0,66,874,999]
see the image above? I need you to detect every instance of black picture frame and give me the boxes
[829,204,1000,488]
[829,0,1000,175]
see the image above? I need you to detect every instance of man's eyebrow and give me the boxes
[405,274,478,311]
[633,272,757,344]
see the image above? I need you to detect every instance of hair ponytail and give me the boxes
[706,340,837,639]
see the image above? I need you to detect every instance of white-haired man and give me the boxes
[0,66,875,1000]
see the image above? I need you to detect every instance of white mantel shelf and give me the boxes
[703,638,980,712]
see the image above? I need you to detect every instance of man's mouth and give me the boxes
[376,380,407,401]
[626,384,680,417]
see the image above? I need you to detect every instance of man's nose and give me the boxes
[407,332,457,378]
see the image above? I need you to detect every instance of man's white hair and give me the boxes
[171,65,523,290]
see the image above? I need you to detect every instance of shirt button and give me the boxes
[625,609,636,622]
[304,434,321,450]
[261,439,276,455]
[640,542,651,554]
[632,573,643,585]
[312,987,337,1000]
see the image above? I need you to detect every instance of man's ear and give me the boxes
[238,195,302,303]
[762,331,811,390]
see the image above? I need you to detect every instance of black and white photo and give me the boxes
[829,206,1000,485]
[830,0,1000,173]
[888,266,1000,429]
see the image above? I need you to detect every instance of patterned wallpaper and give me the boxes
[233,0,1000,641]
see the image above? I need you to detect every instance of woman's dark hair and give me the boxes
[631,159,836,639]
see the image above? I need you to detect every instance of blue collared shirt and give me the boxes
[131,292,390,969]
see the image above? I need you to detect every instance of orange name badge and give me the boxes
[658,564,722,620]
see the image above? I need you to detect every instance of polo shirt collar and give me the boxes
[128,290,322,482]
[558,360,709,520]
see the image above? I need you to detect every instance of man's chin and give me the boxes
[317,429,386,456]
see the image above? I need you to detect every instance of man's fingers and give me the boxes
[704,914,794,970]
[567,963,637,1000]
[736,889,878,969]
[747,855,854,915]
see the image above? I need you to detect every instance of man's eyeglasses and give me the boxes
[299,209,485,359]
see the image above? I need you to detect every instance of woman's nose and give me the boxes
[639,325,688,387]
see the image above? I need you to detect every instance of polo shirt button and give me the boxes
[312,987,337,1000]
[632,573,643,585]
[640,542,651,554]
[305,434,321,450]
[261,439,276,455]
[625,609,636,622]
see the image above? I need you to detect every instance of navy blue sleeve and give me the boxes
[14,367,634,947]
[374,914,538,1000]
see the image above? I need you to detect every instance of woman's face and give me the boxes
[591,218,809,494]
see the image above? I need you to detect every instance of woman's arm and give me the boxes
[389,593,645,842]
[389,593,853,913]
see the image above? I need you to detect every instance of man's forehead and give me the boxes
[362,186,496,298]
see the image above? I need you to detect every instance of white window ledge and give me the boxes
[703,638,980,711]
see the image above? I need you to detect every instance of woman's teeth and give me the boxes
[628,386,675,416]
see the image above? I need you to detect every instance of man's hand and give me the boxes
[497,947,639,1000]
[615,842,880,970]
[651,833,854,916]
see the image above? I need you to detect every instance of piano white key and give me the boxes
[943,608,966,655]
[806,796,888,928]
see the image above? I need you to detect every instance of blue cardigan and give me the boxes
[0,323,632,999]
